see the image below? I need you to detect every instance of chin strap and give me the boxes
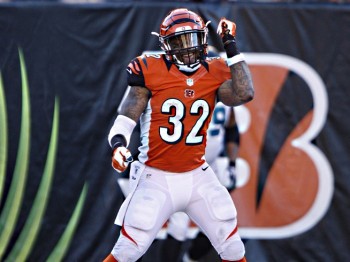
[178,62,201,72]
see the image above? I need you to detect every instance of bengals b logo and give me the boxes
[233,54,334,239]
[184,89,195,98]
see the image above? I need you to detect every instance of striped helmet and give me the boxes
[158,8,209,67]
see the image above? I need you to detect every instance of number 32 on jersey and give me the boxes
[159,98,210,145]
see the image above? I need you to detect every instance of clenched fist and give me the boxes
[217,18,236,38]
[112,147,133,173]
[217,18,241,59]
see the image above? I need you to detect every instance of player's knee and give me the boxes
[219,234,245,261]
[111,233,148,262]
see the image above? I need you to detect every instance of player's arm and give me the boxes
[225,107,239,164]
[108,85,149,173]
[217,18,254,107]
[224,108,240,191]
[108,57,151,173]
[119,85,150,122]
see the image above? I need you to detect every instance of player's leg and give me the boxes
[160,235,183,262]
[184,231,212,261]
[186,167,246,262]
[161,212,191,262]
[106,170,175,262]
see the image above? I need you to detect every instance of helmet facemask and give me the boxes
[161,30,208,67]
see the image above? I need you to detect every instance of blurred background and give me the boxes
[0,0,349,261]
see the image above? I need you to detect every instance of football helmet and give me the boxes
[155,8,209,67]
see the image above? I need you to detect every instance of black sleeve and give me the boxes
[126,58,145,87]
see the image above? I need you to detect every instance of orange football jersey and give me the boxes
[127,54,231,172]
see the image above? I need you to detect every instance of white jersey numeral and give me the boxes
[159,98,185,143]
[159,99,210,144]
[186,100,210,144]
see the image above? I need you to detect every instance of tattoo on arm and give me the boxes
[232,62,253,97]
[219,61,254,106]
[119,86,150,121]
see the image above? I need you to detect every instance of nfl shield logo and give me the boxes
[186,78,194,86]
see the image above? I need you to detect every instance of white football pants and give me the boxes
[111,162,244,262]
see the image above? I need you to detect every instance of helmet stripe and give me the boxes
[166,18,202,30]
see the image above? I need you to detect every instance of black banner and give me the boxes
[0,2,349,261]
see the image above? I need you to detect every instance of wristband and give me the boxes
[226,53,245,67]
[111,135,127,150]
[222,34,239,58]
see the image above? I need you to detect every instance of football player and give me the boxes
[104,8,254,262]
